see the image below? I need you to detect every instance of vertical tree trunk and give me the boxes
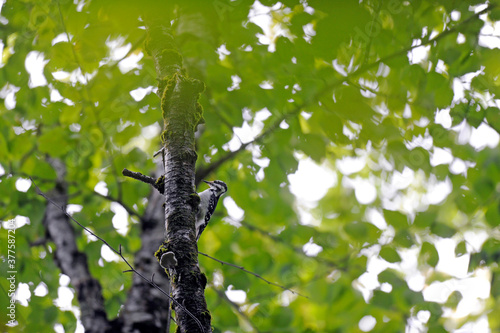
[145,18,211,333]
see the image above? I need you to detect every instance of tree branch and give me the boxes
[93,190,145,223]
[35,161,111,332]
[213,288,261,333]
[195,4,496,183]
[32,177,204,332]
[122,168,164,194]
[240,221,341,269]
[198,252,308,299]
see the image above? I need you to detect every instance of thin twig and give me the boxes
[32,178,121,255]
[214,288,260,333]
[240,221,341,269]
[153,147,165,158]
[166,276,173,333]
[31,178,206,333]
[198,252,308,299]
[92,190,145,223]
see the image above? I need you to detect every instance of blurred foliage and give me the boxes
[1,0,500,332]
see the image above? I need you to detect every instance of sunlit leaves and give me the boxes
[420,242,439,267]
[379,246,401,263]
[486,107,500,134]
[38,127,71,157]
[309,0,371,60]
[455,241,467,257]
[2,0,500,332]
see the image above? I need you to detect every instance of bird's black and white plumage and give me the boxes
[195,180,227,241]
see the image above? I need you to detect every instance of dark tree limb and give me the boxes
[41,159,110,333]
[122,168,164,194]
[145,15,212,333]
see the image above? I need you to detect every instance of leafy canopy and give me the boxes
[1,0,500,332]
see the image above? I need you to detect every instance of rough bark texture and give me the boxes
[43,159,110,333]
[120,177,171,332]
[146,19,211,333]
[42,159,172,333]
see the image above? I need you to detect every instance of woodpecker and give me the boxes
[195,180,227,241]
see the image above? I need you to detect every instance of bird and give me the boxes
[195,180,227,241]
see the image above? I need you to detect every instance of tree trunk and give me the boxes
[145,18,211,333]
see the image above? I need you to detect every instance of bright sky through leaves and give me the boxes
[2,0,500,332]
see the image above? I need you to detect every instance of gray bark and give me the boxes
[146,17,212,333]
[43,159,110,333]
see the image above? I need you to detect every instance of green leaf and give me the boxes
[486,107,500,134]
[431,222,456,238]
[414,302,443,324]
[491,273,500,298]
[344,221,369,239]
[420,242,439,267]
[414,211,436,229]
[485,203,500,227]
[296,134,326,162]
[379,246,401,263]
[473,177,495,203]
[383,209,408,229]
[38,127,70,157]
[48,42,76,71]
[444,290,462,309]
[0,132,10,160]
[489,8,500,21]
[378,269,405,288]
[455,241,467,257]
[59,105,81,125]
[450,103,468,127]
[425,72,453,108]
[371,290,393,308]
[393,229,414,248]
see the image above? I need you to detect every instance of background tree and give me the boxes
[1,0,500,332]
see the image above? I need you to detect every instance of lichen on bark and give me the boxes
[145,16,212,333]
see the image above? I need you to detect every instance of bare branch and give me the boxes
[122,168,156,185]
[214,288,261,333]
[122,168,164,194]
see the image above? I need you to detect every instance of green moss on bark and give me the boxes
[155,175,165,189]
[160,73,205,134]
[158,49,182,70]
[160,74,177,119]
[154,241,170,262]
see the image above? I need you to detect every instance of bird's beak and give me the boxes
[203,180,213,186]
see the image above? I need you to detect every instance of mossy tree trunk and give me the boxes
[145,18,211,333]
